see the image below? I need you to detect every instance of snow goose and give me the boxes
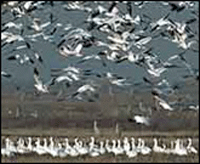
[59,43,83,57]
[163,141,173,154]
[33,68,49,93]
[123,137,131,153]
[16,137,29,154]
[153,138,166,153]
[2,138,16,157]
[94,120,100,134]
[57,142,68,158]
[154,95,173,111]
[126,148,137,158]
[173,138,188,156]
[88,137,100,157]
[1,71,12,78]
[115,139,124,155]
[111,139,124,156]
[105,139,112,153]
[137,138,151,155]
[62,138,70,154]
[133,115,150,126]
[77,140,89,156]
[7,138,17,154]
[67,138,79,157]
[30,18,51,32]
[130,137,136,150]
[89,137,98,148]
[98,141,106,155]
[26,137,33,152]
[33,137,47,155]
[43,137,58,157]
[126,137,137,158]
[89,148,100,157]
[186,138,198,154]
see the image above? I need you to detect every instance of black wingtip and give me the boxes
[108,2,117,13]
[7,56,16,60]
[34,68,39,76]
[2,73,12,78]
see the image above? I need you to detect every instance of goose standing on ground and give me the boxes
[115,123,119,135]
[1,138,16,157]
[186,138,198,154]
[33,137,47,155]
[126,137,137,158]
[77,140,88,156]
[123,137,130,153]
[6,138,17,154]
[73,137,80,151]
[88,137,100,157]
[16,137,29,154]
[57,142,68,158]
[93,120,100,134]
[63,138,76,156]
[105,139,112,153]
[113,139,124,156]
[172,138,188,156]
[163,141,174,154]
[67,138,79,157]
[44,137,58,157]
[153,138,166,153]
[98,141,106,155]
[26,137,33,152]
[137,138,152,155]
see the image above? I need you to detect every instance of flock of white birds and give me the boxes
[1,136,198,158]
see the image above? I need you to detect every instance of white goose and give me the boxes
[94,120,100,134]
[59,43,83,57]
[186,138,198,154]
[77,140,88,156]
[33,137,47,155]
[88,137,100,157]
[136,138,151,155]
[98,141,106,155]
[63,138,71,155]
[1,138,16,157]
[123,137,131,153]
[105,139,112,153]
[163,141,173,154]
[67,138,79,157]
[26,137,33,152]
[153,138,166,153]
[44,137,58,157]
[111,139,124,156]
[126,137,137,158]
[130,137,136,150]
[7,138,17,154]
[172,138,187,156]
[57,142,68,158]
[154,95,173,111]
[73,137,80,150]
[116,139,125,155]
[16,137,29,154]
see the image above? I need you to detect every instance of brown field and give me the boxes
[1,89,199,163]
